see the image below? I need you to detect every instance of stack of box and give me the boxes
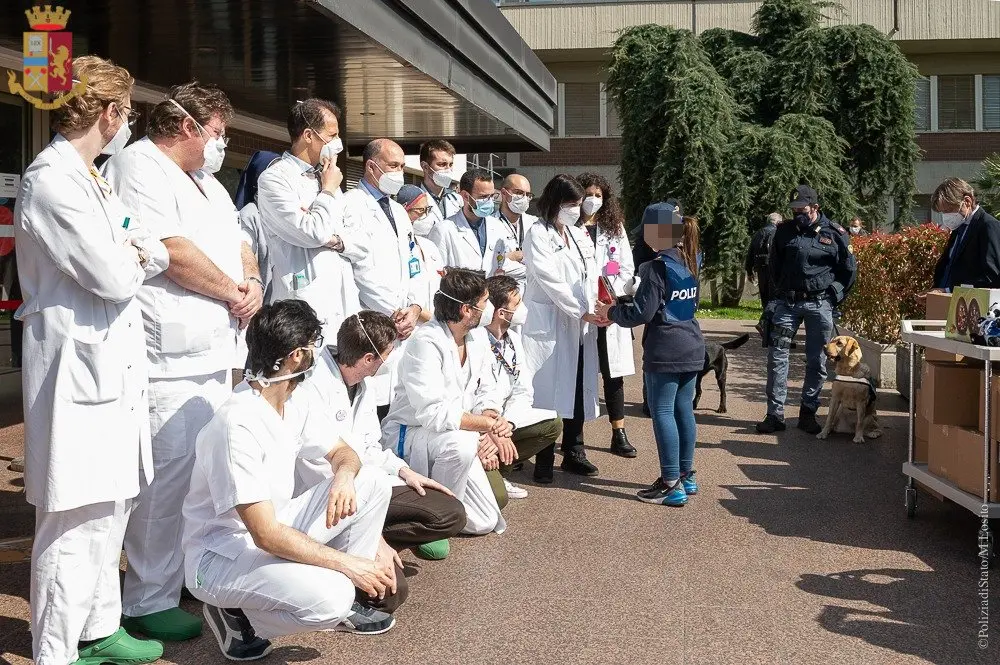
[918,292,999,502]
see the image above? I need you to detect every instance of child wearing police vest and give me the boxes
[596,201,705,506]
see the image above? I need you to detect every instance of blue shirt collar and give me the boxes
[360,177,385,201]
[284,151,313,173]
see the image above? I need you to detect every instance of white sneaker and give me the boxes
[503,479,528,499]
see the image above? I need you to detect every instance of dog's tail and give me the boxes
[722,333,751,351]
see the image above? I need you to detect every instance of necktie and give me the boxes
[89,167,112,199]
[942,224,969,289]
[377,196,397,236]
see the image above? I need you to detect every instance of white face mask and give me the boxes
[202,137,226,174]
[431,168,453,189]
[474,300,495,328]
[320,136,343,162]
[101,110,131,156]
[411,213,434,237]
[582,196,603,216]
[507,194,530,215]
[558,205,582,226]
[504,302,528,327]
[374,162,405,196]
[940,212,966,231]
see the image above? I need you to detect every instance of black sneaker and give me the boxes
[560,447,599,476]
[797,408,821,435]
[203,605,272,661]
[756,414,786,434]
[334,601,396,635]
[609,428,637,458]
[636,477,688,506]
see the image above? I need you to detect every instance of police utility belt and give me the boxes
[783,289,827,303]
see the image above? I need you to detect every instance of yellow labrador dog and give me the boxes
[817,336,882,444]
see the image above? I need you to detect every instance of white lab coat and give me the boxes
[428,210,510,276]
[257,152,360,342]
[521,219,600,421]
[342,184,424,405]
[418,184,463,239]
[589,223,637,379]
[14,135,168,512]
[486,328,557,429]
[496,210,533,289]
[382,321,505,535]
[289,347,408,492]
[412,235,444,315]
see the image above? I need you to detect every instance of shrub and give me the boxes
[839,223,950,344]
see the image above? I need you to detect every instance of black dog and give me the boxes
[694,333,750,413]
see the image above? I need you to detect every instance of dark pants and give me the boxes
[376,403,389,423]
[560,345,586,451]
[755,269,772,306]
[357,563,409,614]
[382,485,466,551]
[597,327,625,423]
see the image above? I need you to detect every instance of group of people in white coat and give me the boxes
[11,55,648,665]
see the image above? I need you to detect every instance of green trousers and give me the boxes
[487,417,562,509]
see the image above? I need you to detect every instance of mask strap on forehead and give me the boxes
[355,313,383,360]
[436,289,464,305]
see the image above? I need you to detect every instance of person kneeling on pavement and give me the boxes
[182,300,402,662]
[483,275,562,493]
[757,185,856,435]
[288,310,467,562]
[382,268,510,536]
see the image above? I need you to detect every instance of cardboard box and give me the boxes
[927,423,999,502]
[925,292,964,362]
[921,360,982,427]
[946,286,1000,343]
[915,389,929,463]
[979,371,1000,436]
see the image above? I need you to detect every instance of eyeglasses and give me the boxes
[507,188,533,199]
[117,104,140,128]
[408,206,432,217]
[310,335,324,349]
[199,121,230,147]
[472,193,501,204]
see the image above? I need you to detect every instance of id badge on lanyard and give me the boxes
[408,234,421,278]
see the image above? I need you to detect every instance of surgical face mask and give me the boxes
[320,136,343,162]
[507,194,530,215]
[582,196,603,216]
[430,168,453,189]
[101,110,131,156]
[374,162,405,196]
[470,196,496,218]
[201,137,226,174]
[471,300,495,328]
[246,348,316,388]
[502,302,528,327]
[558,205,582,226]
[411,213,434,237]
[940,212,966,231]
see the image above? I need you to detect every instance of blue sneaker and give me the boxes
[637,478,688,506]
[680,470,698,495]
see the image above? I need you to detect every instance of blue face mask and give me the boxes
[472,198,496,218]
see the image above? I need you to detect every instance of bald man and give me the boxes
[342,138,424,417]
[495,173,533,290]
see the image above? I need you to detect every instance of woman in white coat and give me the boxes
[14,56,168,665]
[578,173,638,458]
[382,269,510,536]
[521,174,610,479]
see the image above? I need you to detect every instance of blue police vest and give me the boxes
[658,251,699,322]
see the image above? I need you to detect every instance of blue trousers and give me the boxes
[765,299,834,419]
[645,371,698,482]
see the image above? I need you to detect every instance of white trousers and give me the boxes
[123,370,231,617]
[188,467,391,640]
[31,500,131,665]
[403,427,506,536]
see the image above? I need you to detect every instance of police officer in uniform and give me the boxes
[757,185,856,435]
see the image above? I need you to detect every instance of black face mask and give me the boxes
[794,212,812,228]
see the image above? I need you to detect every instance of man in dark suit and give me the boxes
[931,178,1000,291]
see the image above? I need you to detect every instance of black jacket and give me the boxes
[745,223,777,277]
[770,214,857,304]
[932,207,1000,290]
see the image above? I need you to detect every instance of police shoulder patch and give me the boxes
[829,222,848,235]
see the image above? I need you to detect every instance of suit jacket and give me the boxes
[933,207,1000,289]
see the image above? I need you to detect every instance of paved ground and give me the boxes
[0,319,997,664]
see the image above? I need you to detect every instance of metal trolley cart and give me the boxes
[902,320,998,564]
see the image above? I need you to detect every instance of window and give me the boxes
[563,82,600,136]
[606,96,622,137]
[937,75,975,130]
[984,75,1000,131]
[911,195,933,225]
[914,76,931,131]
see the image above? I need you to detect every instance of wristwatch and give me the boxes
[136,245,150,268]
[247,276,264,290]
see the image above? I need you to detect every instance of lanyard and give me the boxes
[500,211,523,249]
[491,334,519,379]
[564,225,589,280]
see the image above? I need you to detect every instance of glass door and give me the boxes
[0,90,26,368]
